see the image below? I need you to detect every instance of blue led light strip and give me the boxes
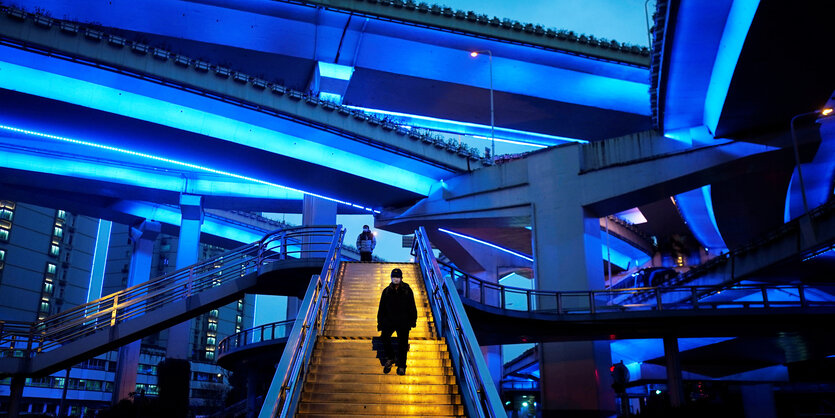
[439,227,533,262]
[0,124,380,214]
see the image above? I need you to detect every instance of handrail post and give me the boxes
[691,287,699,309]
[479,280,484,304]
[110,295,119,327]
[761,286,769,308]
[280,233,288,260]
[556,292,562,315]
[589,291,596,314]
[501,290,506,310]
[655,288,663,311]
[186,267,194,297]
[798,284,807,307]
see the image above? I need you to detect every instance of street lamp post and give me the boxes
[470,50,494,162]
[790,107,833,216]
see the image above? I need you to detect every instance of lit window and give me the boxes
[49,245,60,257]
[207,322,217,332]
[209,309,218,318]
[206,336,216,346]
[43,282,53,295]
[237,300,244,311]
[39,301,50,314]
[56,210,66,220]
[676,256,685,267]
[0,209,12,221]
[205,351,215,360]
[53,227,63,239]
[47,263,57,274]
[0,229,8,241]
[0,249,5,261]
[0,200,14,210]
[235,326,241,333]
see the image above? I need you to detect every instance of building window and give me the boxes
[236,315,242,327]
[46,263,57,274]
[237,300,244,311]
[49,245,60,257]
[0,249,5,261]
[0,229,8,242]
[204,350,215,360]
[208,309,218,318]
[43,282,53,295]
[39,301,50,314]
[206,336,216,346]
[56,210,66,220]
[0,209,12,221]
[207,319,217,332]
[53,226,63,239]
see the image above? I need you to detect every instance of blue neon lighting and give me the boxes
[317,62,354,81]
[704,0,760,134]
[439,228,533,262]
[0,124,381,214]
[675,186,727,250]
[86,219,112,303]
[346,106,588,145]
[0,56,436,195]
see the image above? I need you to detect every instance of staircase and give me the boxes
[296,262,466,417]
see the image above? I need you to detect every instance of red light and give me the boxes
[610,366,615,372]
[609,334,617,340]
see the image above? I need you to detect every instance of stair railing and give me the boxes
[0,226,338,370]
[258,225,345,418]
[413,226,506,418]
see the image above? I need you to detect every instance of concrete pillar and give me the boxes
[8,375,25,418]
[481,345,503,395]
[742,384,776,418]
[166,194,203,360]
[245,363,259,418]
[531,202,614,416]
[302,194,337,258]
[663,336,685,408]
[113,220,160,404]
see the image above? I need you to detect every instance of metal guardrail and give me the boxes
[0,226,339,363]
[440,261,835,314]
[217,319,295,358]
[258,225,345,418]
[413,226,506,418]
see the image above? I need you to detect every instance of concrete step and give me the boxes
[296,401,465,416]
[299,391,461,405]
[311,356,451,368]
[305,371,458,385]
[298,415,463,418]
[308,364,453,376]
[302,381,459,395]
[311,350,449,361]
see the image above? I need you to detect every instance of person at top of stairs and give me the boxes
[377,267,418,375]
[356,225,377,261]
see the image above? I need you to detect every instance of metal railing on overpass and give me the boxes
[439,261,835,315]
[217,319,295,359]
[0,226,340,375]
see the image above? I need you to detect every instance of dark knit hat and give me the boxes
[391,268,403,278]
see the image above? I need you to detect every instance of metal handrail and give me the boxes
[439,261,835,314]
[413,226,506,418]
[217,319,295,357]
[258,225,345,418]
[0,226,339,360]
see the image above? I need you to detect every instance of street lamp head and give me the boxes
[470,51,479,58]
[822,108,833,116]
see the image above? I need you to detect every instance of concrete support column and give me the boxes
[531,201,613,416]
[663,336,685,408]
[742,384,776,418]
[245,363,259,418]
[113,220,160,404]
[481,345,503,395]
[160,195,201,418]
[166,194,203,360]
[302,194,337,258]
[8,375,25,418]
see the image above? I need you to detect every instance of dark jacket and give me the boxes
[377,282,418,331]
[356,231,376,253]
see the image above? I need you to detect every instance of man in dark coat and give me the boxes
[377,268,418,375]
[356,225,376,262]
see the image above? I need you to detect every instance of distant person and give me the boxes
[356,225,376,262]
[377,268,417,375]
